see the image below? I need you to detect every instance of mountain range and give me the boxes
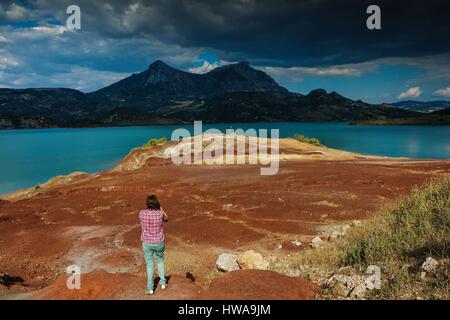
[390,100,450,113]
[0,60,425,129]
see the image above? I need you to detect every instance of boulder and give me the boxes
[421,257,438,273]
[236,250,269,270]
[216,253,239,272]
[309,236,323,248]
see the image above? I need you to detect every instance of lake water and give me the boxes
[0,122,449,195]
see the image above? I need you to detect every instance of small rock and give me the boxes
[351,220,361,227]
[341,224,351,234]
[236,250,269,270]
[277,244,283,250]
[331,283,350,297]
[421,257,438,273]
[291,240,302,247]
[320,231,330,239]
[349,284,366,299]
[326,276,351,297]
[216,253,239,272]
[420,271,427,280]
[223,203,233,211]
[285,268,301,277]
[310,236,323,248]
[329,231,342,242]
[326,274,367,298]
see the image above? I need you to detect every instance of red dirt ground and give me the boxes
[0,138,449,299]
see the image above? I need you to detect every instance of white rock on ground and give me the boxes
[421,257,439,273]
[341,224,351,234]
[351,220,361,227]
[326,274,367,298]
[285,268,301,277]
[236,250,269,270]
[329,231,342,242]
[223,203,233,211]
[216,253,239,272]
[310,236,323,248]
[291,240,302,247]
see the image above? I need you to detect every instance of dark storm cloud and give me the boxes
[19,0,450,67]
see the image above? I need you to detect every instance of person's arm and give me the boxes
[161,208,169,222]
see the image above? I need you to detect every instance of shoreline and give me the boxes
[2,132,449,199]
[3,134,443,201]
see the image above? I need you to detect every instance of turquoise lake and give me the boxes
[0,122,449,195]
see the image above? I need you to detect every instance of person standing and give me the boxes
[139,195,168,295]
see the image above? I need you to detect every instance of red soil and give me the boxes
[198,270,318,300]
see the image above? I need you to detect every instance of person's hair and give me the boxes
[147,195,161,210]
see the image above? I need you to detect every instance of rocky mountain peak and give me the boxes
[308,89,327,96]
[144,60,184,85]
[147,60,172,71]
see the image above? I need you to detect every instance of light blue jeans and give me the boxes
[142,242,167,290]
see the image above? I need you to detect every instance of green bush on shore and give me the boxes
[142,137,168,148]
[292,134,323,146]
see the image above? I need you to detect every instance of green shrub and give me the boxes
[341,177,449,268]
[142,137,168,148]
[293,134,323,146]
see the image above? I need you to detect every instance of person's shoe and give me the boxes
[145,289,154,295]
[161,284,167,290]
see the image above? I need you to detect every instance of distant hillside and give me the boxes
[391,100,450,113]
[0,60,422,129]
[351,107,450,126]
[165,90,419,123]
[434,107,450,115]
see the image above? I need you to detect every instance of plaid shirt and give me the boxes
[139,208,165,244]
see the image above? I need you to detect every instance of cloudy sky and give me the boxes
[0,0,449,103]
